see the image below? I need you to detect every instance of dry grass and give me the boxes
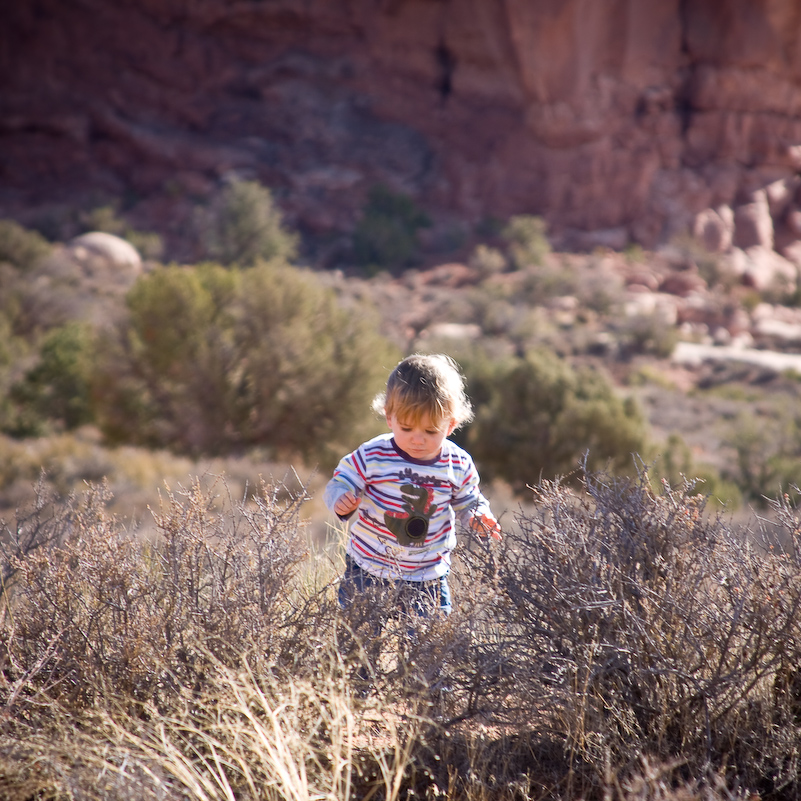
[2,468,801,799]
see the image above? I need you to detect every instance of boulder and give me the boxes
[786,209,801,237]
[733,191,774,250]
[659,269,707,297]
[692,206,733,253]
[68,232,143,284]
[766,177,797,218]
[736,245,798,293]
[782,239,801,267]
[419,322,482,341]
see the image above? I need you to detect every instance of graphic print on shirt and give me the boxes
[384,482,438,547]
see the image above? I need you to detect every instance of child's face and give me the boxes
[386,412,457,461]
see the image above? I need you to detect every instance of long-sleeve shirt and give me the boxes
[324,433,494,582]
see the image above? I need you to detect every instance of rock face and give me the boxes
[2,0,801,257]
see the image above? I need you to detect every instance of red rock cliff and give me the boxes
[2,0,801,256]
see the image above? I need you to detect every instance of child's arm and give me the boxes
[324,449,366,520]
[452,455,501,541]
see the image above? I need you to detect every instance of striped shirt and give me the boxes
[324,433,493,581]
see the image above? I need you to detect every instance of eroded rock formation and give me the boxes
[2,0,801,259]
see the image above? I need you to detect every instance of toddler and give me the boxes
[324,353,501,617]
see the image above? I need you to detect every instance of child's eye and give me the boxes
[426,430,437,435]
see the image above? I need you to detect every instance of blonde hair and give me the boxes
[372,354,474,430]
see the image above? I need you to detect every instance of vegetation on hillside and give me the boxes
[456,347,646,491]
[0,183,680,509]
[4,177,801,511]
[91,259,396,464]
[352,184,431,273]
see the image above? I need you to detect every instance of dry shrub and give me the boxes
[0,477,508,798]
[0,476,317,717]
[0,655,423,801]
[470,463,801,798]
[0,478,435,800]
[5,468,801,799]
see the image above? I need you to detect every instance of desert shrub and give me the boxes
[4,470,801,798]
[469,243,507,276]
[199,179,298,266]
[668,232,731,291]
[4,322,95,436]
[617,313,678,358]
[501,214,551,269]
[458,347,648,491]
[518,260,581,305]
[652,433,742,509]
[0,270,27,344]
[723,407,801,506]
[474,466,801,797]
[0,479,489,799]
[0,432,114,503]
[0,659,422,801]
[352,184,430,272]
[81,204,126,235]
[0,478,316,712]
[4,236,134,339]
[91,260,398,463]
[0,428,304,526]
[0,219,51,272]
[0,312,32,429]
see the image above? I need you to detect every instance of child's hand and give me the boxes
[470,513,502,541]
[334,491,361,518]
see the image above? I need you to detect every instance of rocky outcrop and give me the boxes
[2,0,801,260]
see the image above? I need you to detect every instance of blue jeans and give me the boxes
[338,554,452,618]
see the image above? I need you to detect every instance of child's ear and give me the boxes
[446,419,458,436]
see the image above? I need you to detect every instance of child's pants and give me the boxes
[338,554,452,618]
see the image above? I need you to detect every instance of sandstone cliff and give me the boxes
[2,0,801,260]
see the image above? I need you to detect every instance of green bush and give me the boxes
[651,432,742,509]
[0,313,31,436]
[618,312,678,358]
[457,347,648,490]
[723,408,801,506]
[92,260,398,463]
[0,219,51,272]
[200,180,298,266]
[5,322,95,436]
[352,185,429,272]
[518,260,581,306]
[501,214,550,269]
[468,243,507,276]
